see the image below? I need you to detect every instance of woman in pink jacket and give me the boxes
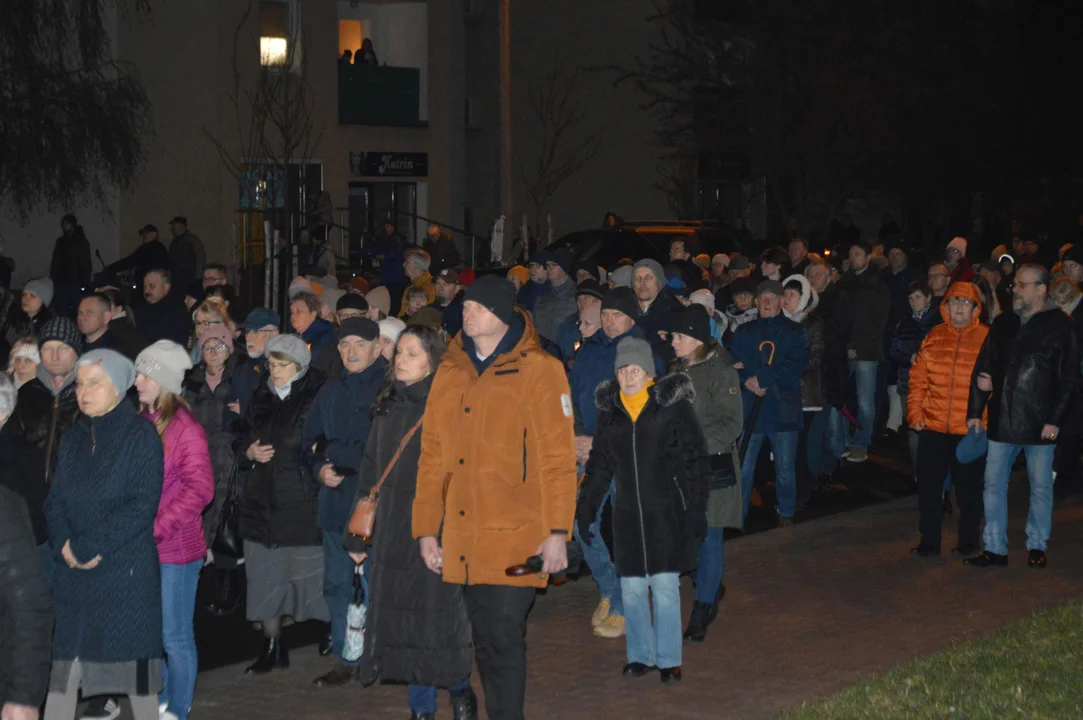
[135,340,214,720]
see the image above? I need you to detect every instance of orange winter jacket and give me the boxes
[907,282,989,435]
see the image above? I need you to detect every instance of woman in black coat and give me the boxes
[578,337,707,682]
[345,326,475,720]
[235,334,327,674]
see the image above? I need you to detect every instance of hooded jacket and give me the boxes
[722,304,758,346]
[782,275,825,409]
[580,373,708,577]
[142,406,215,564]
[412,309,577,588]
[907,283,989,436]
[968,298,1080,445]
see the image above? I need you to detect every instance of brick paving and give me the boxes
[189,494,1083,719]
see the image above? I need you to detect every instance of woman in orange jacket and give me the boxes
[906,281,989,557]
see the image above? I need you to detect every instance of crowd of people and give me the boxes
[2,211,1083,720]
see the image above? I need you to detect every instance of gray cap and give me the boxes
[609,265,633,288]
[633,259,666,290]
[757,279,784,297]
[77,349,136,394]
[614,336,656,378]
[265,333,311,370]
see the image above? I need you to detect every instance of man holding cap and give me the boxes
[435,268,465,338]
[414,275,577,720]
[228,308,280,419]
[305,317,387,685]
[730,280,808,525]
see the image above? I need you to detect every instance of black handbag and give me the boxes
[212,455,245,560]
[705,450,738,490]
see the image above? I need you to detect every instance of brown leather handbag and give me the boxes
[347,417,423,542]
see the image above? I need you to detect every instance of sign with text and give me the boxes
[349,151,428,178]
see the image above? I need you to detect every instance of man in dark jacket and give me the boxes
[837,241,890,463]
[229,308,280,418]
[49,214,93,317]
[533,249,578,343]
[131,269,191,345]
[633,258,681,363]
[424,225,461,276]
[555,280,605,368]
[807,261,852,473]
[668,238,707,290]
[104,224,170,288]
[965,264,1080,569]
[167,216,206,293]
[304,318,387,686]
[731,281,808,524]
[78,292,146,361]
[515,251,549,314]
[435,268,465,339]
[0,485,53,718]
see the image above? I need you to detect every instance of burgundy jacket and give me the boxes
[142,406,215,565]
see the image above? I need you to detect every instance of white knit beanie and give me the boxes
[135,340,193,395]
[379,317,407,343]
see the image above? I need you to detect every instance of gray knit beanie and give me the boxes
[633,259,666,290]
[609,265,633,288]
[614,336,656,378]
[24,278,54,307]
[265,333,312,370]
[77,349,136,394]
[135,340,193,395]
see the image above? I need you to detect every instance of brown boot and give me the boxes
[312,663,358,687]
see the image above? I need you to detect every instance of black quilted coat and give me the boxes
[236,371,322,548]
[580,373,708,577]
[346,376,472,688]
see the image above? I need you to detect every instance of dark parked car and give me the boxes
[545,222,740,270]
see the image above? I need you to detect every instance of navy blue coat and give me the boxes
[304,357,388,533]
[887,307,939,393]
[555,312,580,366]
[45,401,163,663]
[569,327,666,436]
[228,354,267,420]
[441,290,465,339]
[730,315,808,434]
[516,280,547,314]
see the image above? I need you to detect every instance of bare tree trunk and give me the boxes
[499,0,513,256]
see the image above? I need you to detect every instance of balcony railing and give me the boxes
[338,64,423,127]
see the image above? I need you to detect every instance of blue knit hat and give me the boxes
[77,349,136,393]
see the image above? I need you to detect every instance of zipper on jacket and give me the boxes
[522,430,527,483]
[629,421,650,573]
[673,477,687,511]
[45,397,60,481]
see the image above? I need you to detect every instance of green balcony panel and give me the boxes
[338,64,422,127]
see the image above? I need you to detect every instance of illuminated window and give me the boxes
[260,1,289,67]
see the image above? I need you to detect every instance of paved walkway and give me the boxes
[191,493,1083,719]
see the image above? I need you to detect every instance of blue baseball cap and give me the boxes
[241,307,281,332]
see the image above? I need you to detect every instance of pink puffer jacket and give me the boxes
[142,406,215,565]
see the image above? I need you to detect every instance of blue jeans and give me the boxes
[408,679,471,714]
[694,528,724,604]
[160,560,201,720]
[824,408,849,474]
[741,431,799,519]
[323,530,360,665]
[849,360,879,451]
[982,441,1056,555]
[573,479,623,616]
[621,573,681,669]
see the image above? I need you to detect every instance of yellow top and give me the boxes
[620,380,655,422]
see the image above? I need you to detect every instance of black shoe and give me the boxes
[660,667,682,684]
[682,601,711,643]
[963,551,1008,568]
[450,685,479,720]
[318,625,333,657]
[410,713,436,720]
[778,516,795,528]
[622,662,654,678]
[706,584,726,626]
[205,569,242,616]
[312,663,357,687]
[245,638,290,674]
[1028,549,1047,569]
[910,544,941,558]
[952,544,979,556]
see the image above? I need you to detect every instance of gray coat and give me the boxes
[532,279,577,343]
[681,349,744,530]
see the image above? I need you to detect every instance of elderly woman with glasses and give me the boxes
[235,334,327,674]
[188,297,236,364]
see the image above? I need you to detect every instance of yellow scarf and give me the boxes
[620,380,654,423]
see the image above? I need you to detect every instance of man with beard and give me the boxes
[435,268,465,338]
[131,268,191,345]
[226,308,280,420]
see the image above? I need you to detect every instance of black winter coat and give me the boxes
[0,423,48,545]
[346,377,472,688]
[0,485,53,709]
[8,308,54,343]
[887,307,939,394]
[14,375,81,486]
[837,268,890,361]
[968,305,1080,445]
[819,283,853,409]
[637,291,682,364]
[580,373,708,577]
[237,371,322,547]
[46,400,163,663]
[132,292,191,346]
[184,359,240,545]
[85,317,149,361]
[50,227,92,286]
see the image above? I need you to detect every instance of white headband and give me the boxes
[11,344,41,364]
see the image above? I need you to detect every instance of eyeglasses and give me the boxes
[948,297,975,307]
[617,365,643,377]
[1015,281,1045,288]
[195,319,223,329]
[202,342,229,353]
[267,360,295,370]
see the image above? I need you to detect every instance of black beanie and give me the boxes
[38,316,84,354]
[338,317,380,342]
[464,274,517,326]
[575,279,606,302]
[670,304,713,345]
[601,286,639,321]
[337,293,369,313]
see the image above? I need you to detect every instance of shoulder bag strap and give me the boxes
[367,416,424,501]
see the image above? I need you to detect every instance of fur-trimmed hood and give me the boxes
[594,371,695,413]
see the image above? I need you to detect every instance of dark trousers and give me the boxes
[463,584,536,720]
[1054,434,1082,496]
[916,430,985,549]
